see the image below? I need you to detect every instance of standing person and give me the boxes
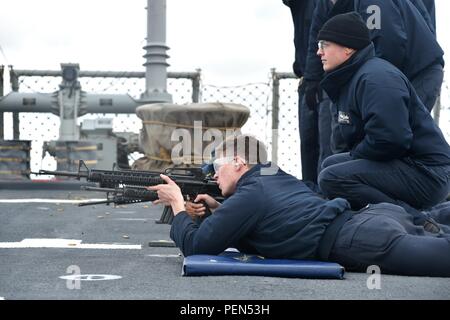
[409,0,435,34]
[315,12,450,217]
[149,135,450,277]
[354,0,444,112]
[283,0,332,184]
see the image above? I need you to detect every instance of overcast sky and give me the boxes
[0,0,449,89]
[0,0,293,86]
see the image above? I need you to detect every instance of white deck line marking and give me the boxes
[146,254,181,258]
[0,199,105,204]
[113,218,148,221]
[60,274,122,281]
[0,238,141,249]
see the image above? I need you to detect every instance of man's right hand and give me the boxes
[194,194,220,210]
[185,201,207,218]
[304,80,322,110]
[185,194,220,219]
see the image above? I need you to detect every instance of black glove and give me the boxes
[304,80,322,110]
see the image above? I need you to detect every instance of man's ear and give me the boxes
[344,47,356,56]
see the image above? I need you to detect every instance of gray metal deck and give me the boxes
[0,183,449,300]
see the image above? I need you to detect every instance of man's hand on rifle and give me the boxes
[185,194,221,218]
[148,174,185,215]
[185,201,206,218]
[194,194,220,210]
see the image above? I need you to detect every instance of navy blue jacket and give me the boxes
[304,0,335,81]
[284,0,318,77]
[170,164,351,259]
[420,0,436,30]
[409,0,435,34]
[304,0,443,82]
[355,0,443,80]
[320,44,450,165]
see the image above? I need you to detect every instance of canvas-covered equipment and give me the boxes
[133,102,250,171]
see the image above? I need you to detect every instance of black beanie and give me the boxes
[318,12,371,50]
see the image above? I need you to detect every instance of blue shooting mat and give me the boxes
[182,251,345,279]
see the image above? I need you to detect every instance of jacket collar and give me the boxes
[235,163,276,188]
[320,43,375,102]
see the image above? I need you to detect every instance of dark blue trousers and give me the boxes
[298,85,332,184]
[411,62,443,112]
[330,203,450,277]
[318,153,450,210]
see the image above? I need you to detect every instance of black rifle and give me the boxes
[33,160,222,208]
[78,186,159,206]
[78,185,215,225]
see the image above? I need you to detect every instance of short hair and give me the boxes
[215,134,268,168]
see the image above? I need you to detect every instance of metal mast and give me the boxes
[140,0,172,103]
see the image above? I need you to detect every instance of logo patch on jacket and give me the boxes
[338,111,351,125]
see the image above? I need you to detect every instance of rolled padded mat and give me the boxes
[182,251,345,279]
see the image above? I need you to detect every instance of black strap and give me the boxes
[317,210,354,261]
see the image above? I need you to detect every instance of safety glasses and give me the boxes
[317,40,331,51]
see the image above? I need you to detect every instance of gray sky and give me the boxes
[0,0,449,91]
[0,0,293,86]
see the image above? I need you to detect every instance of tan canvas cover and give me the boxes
[133,102,250,171]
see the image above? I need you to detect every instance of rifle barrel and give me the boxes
[78,199,112,206]
[81,186,116,192]
[38,169,86,178]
